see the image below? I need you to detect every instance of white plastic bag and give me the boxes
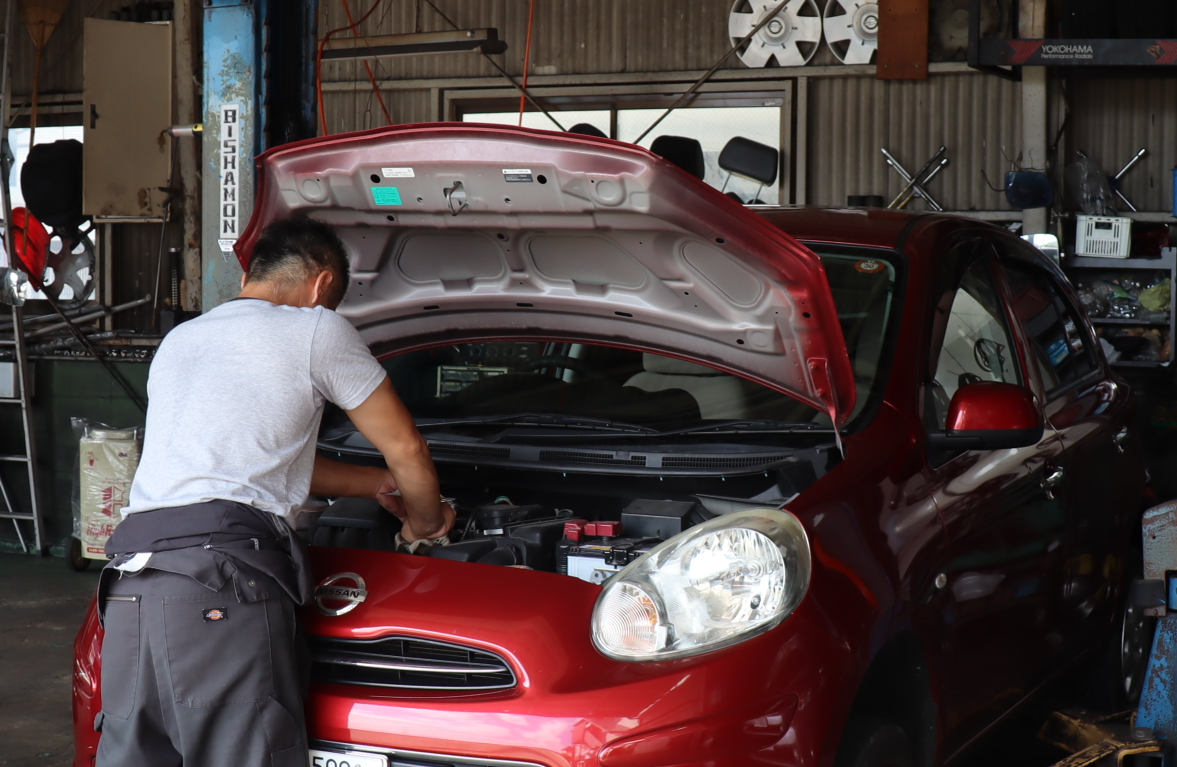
[72,418,142,560]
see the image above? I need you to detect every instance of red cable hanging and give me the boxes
[517,0,537,127]
[341,0,394,127]
[317,0,386,136]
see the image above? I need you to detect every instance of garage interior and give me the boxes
[6,1,1177,766]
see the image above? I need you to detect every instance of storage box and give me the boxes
[1076,215,1132,258]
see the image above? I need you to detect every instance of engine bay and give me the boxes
[306,455,826,585]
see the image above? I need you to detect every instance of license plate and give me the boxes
[309,748,389,767]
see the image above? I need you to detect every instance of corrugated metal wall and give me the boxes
[11,0,124,98]
[318,0,739,82]
[806,71,1022,211]
[1065,78,1177,213]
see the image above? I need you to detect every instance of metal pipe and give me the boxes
[886,146,946,209]
[895,159,949,210]
[883,151,944,210]
[26,295,153,338]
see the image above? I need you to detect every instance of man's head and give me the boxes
[242,215,350,309]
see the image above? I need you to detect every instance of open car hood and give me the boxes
[236,124,855,424]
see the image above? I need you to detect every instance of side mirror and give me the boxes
[1021,232,1060,264]
[928,381,1044,452]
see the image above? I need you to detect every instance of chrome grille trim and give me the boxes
[308,635,517,691]
[315,651,512,676]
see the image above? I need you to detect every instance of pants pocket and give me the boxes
[163,592,275,707]
[99,595,141,720]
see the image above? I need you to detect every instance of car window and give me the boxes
[382,341,818,425]
[1003,265,1098,396]
[929,256,1022,429]
[805,249,897,421]
[382,251,899,429]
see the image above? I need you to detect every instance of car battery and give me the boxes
[559,521,661,584]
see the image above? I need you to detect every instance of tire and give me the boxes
[834,714,914,767]
[66,537,91,571]
[1088,548,1156,711]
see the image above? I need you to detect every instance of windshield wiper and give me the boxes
[415,413,658,434]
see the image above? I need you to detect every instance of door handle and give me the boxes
[1041,466,1066,500]
[89,103,99,130]
[1114,427,1130,454]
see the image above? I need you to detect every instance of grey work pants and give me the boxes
[95,567,309,767]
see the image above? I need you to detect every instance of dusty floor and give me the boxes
[0,553,100,767]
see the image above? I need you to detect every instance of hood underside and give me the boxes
[237,123,855,423]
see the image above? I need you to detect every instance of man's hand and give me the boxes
[400,499,456,543]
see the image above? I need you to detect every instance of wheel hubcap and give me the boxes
[853,3,879,41]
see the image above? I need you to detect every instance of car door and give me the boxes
[996,242,1145,659]
[921,236,1069,757]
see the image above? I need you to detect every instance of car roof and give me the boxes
[752,206,922,250]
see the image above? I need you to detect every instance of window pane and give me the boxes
[616,106,781,204]
[1005,266,1097,393]
[811,250,897,421]
[8,126,84,212]
[382,341,815,425]
[463,110,610,137]
[931,259,1020,428]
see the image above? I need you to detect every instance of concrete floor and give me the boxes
[0,553,100,767]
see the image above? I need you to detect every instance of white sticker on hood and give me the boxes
[383,167,415,178]
[502,168,533,182]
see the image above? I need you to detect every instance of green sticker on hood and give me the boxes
[372,187,403,206]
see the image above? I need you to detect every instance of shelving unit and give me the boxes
[1063,249,1177,368]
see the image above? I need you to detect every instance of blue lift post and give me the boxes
[201,0,267,311]
[200,0,320,311]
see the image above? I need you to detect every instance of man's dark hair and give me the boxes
[247,215,350,306]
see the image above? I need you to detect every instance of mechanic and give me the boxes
[93,215,455,767]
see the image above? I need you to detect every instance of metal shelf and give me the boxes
[1091,318,1170,326]
[1063,247,1177,369]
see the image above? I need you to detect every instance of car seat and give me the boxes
[623,354,754,420]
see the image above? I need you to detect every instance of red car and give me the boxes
[74,124,1148,767]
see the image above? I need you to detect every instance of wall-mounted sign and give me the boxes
[977,39,1177,67]
[217,103,242,257]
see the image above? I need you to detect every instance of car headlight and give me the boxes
[591,509,811,661]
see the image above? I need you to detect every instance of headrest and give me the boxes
[718,136,779,186]
[568,123,607,138]
[643,353,725,376]
[650,135,706,180]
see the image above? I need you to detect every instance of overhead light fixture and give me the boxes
[322,29,508,60]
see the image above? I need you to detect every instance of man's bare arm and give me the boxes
[336,376,451,540]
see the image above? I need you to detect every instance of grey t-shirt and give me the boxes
[123,298,387,524]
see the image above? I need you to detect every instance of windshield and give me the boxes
[381,250,896,431]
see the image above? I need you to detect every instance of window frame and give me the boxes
[446,81,792,203]
[924,237,1028,435]
[994,239,1104,403]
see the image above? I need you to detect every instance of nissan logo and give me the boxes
[314,572,368,616]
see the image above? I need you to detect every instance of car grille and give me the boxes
[308,635,517,691]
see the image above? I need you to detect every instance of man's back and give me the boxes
[125,298,385,522]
